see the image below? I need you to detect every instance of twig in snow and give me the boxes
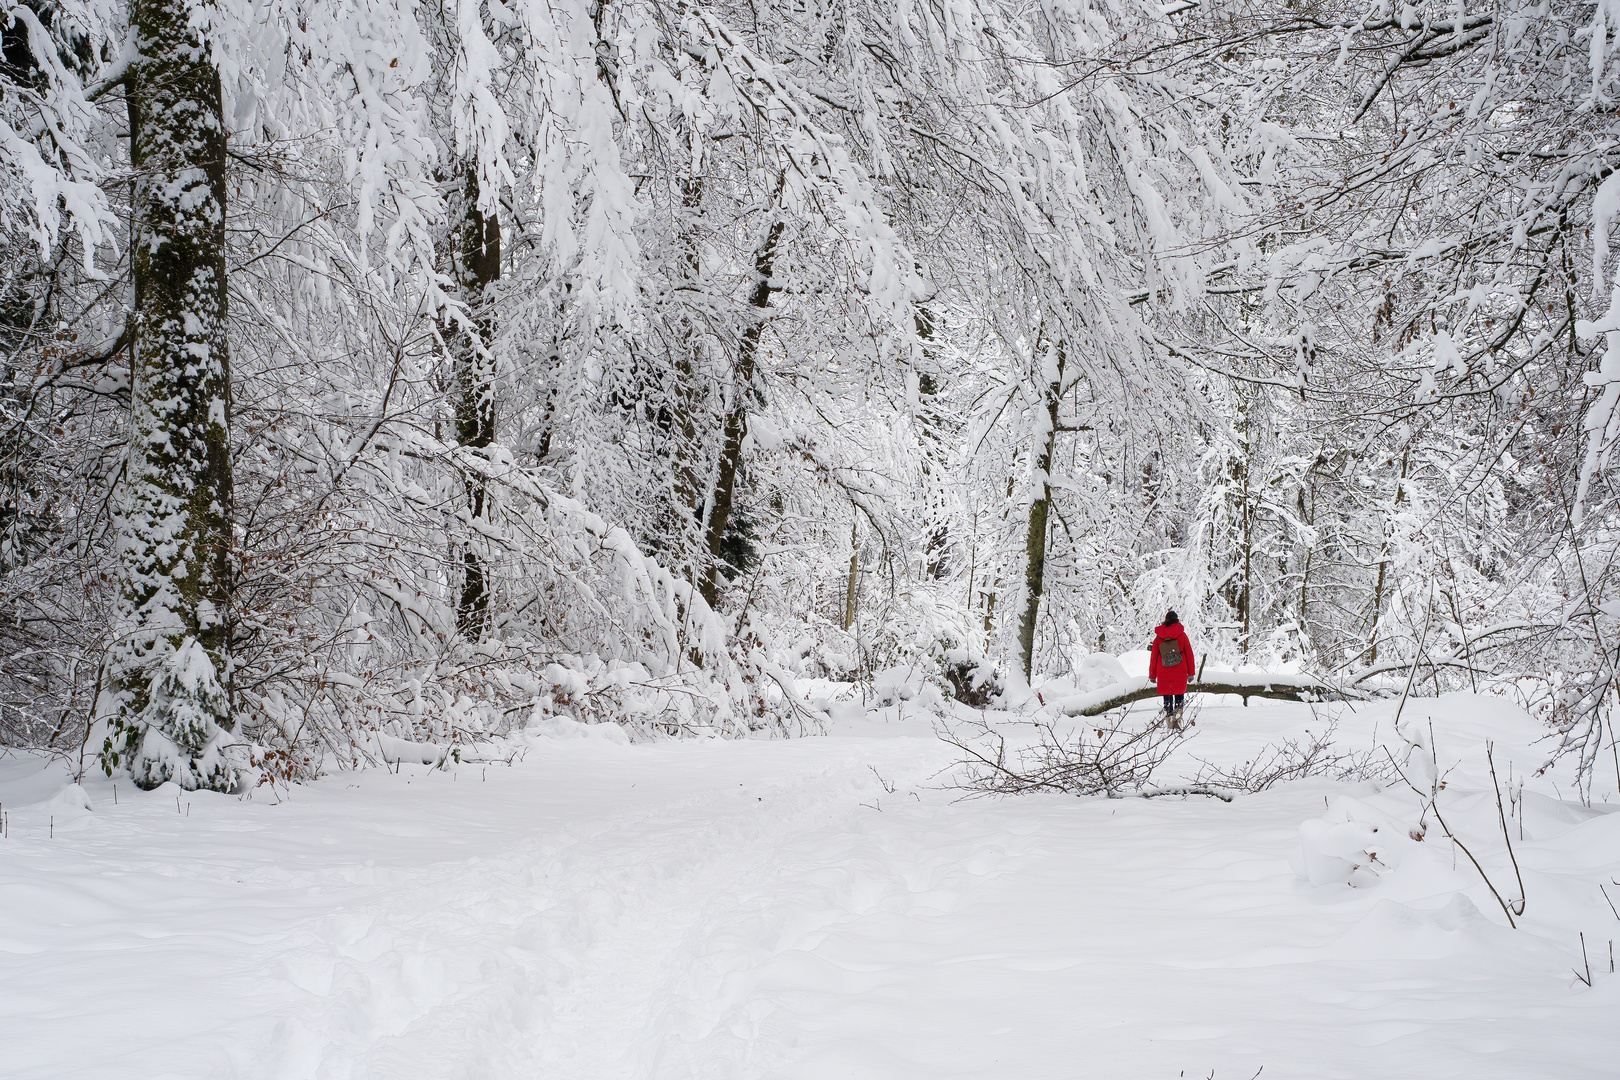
[1384,745,1519,929]
[869,765,897,794]
[1574,932,1593,987]
[1486,743,1527,917]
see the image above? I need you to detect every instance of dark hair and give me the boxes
[1164,609,1180,625]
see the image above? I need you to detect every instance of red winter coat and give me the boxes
[1148,623,1196,695]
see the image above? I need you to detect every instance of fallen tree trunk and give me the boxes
[1055,674,1365,718]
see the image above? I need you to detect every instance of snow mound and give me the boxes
[869,664,943,710]
[525,713,632,744]
[1073,653,1130,692]
[1333,895,1496,960]
[38,782,95,821]
[1292,796,1419,886]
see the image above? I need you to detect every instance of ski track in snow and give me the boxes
[3,697,1620,1079]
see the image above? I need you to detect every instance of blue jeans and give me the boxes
[1161,694,1185,713]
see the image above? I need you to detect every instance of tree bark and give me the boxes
[1236,402,1253,659]
[671,172,705,538]
[698,215,784,607]
[843,522,859,630]
[1016,346,1065,682]
[1297,464,1316,627]
[1367,450,1409,666]
[112,0,235,791]
[451,164,500,638]
[916,296,949,579]
[1065,678,1363,717]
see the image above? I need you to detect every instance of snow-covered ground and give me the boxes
[4,693,1619,1079]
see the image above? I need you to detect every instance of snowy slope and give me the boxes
[2,695,1618,1079]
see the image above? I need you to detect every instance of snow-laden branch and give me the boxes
[1345,621,1549,685]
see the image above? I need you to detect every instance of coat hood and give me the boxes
[1154,623,1183,637]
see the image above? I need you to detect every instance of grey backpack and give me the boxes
[1157,635,1183,668]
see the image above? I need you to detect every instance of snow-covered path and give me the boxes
[3,700,1618,1079]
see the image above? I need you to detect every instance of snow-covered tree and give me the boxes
[96,0,235,791]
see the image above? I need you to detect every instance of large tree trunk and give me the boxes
[698,215,784,608]
[112,0,235,791]
[451,164,500,638]
[1016,347,1065,682]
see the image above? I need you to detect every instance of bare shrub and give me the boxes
[938,713,1233,801]
[1189,722,1391,793]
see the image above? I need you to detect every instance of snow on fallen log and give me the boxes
[375,733,455,768]
[1053,673,1364,717]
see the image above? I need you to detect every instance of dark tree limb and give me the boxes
[1062,678,1364,717]
[700,181,785,607]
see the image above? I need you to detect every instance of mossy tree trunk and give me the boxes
[111,0,235,791]
[1016,346,1065,682]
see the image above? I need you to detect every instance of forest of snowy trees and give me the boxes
[3,0,1619,794]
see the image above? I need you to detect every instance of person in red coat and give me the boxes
[1148,610,1196,729]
